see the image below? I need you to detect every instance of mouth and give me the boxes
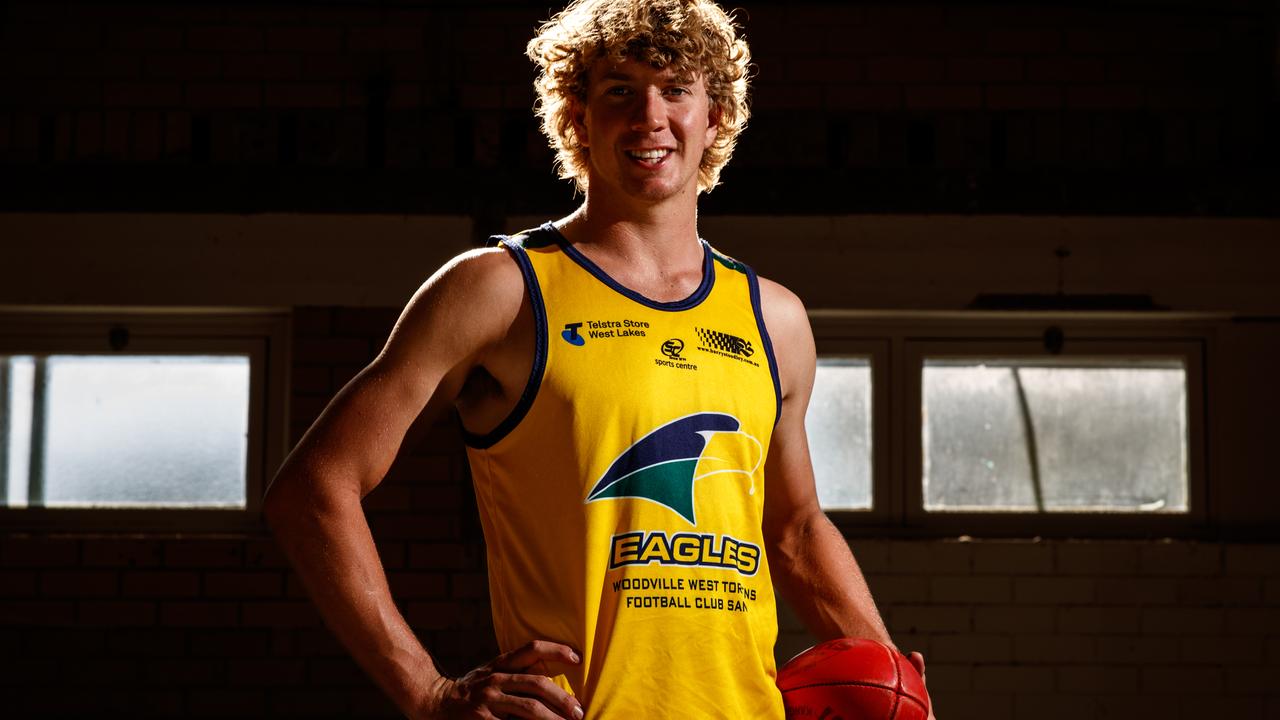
[625,148,673,167]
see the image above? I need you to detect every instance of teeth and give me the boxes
[628,149,669,160]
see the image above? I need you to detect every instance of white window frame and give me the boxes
[0,307,289,533]
[810,311,1213,538]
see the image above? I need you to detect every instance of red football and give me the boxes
[777,638,930,720]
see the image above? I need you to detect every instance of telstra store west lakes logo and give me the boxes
[584,412,761,526]
[561,322,585,346]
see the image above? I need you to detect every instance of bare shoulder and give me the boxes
[755,275,816,402]
[756,276,812,346]
[379,246,526,367]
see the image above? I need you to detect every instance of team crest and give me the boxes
[584,412,762,525]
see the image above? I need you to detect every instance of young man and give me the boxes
[265,1,934,718]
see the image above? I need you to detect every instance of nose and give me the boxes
[630,86,666,132]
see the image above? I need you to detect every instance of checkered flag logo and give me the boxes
[695,327,755,357]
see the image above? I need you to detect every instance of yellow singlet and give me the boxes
[463,223,785,719]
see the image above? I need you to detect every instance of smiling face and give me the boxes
[572,58,720,206]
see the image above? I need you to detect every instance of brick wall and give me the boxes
[1,1,1274,215]
[780,540,1280,719]
[5,307,1277,718]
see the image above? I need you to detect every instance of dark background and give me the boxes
[1,1,1277,718]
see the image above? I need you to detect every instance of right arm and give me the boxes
[263,249,582,720]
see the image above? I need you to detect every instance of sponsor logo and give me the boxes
[561,322,585,346]
[694,327,760,366]
[654,338,697,371]
[584,412,761,525]
[696,327,753,357]
[661,338,685,359]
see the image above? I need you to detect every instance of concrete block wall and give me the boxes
[779,539,1280,719]
[0,1,1273,215]
[7,307,1276,718]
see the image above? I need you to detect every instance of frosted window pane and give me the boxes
[923,360,1188,513]
[4,357,34,506]
[11,355,251,508]
[805,358,872,510]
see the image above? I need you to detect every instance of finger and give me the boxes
[489,690,579,720]
[908,650,927,680]
[500,640,582,673]
[497,673,585,720]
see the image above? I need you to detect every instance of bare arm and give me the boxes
[758,278,893,646]
[759,278,936,718]
[264,249,582,720]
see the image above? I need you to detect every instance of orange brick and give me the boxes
[242,600,321,627]
[164,539,243,567]
[266,27,343,52]
[185,82,262,109]
[972,541,1054,574]
[266,83,344,108]
[866,575,931,604]
[932,576,1010,604]
[228,658,306,685]
[889,541,973,574]
[41,570,117,597]
[204,571,284,598]
[1180,636,1264,664]
[1056,541,1139,576]
[1177,577,1261,606]
[905,85,983,110]
[1096,577,1177,605]
[932,634,1011,663]
[973,665,1054,692]
[108,27,184,51]
[1058,607,1140,634]
[1141,540,1218,573]
[974,606,1055,634]
[986,85,1062,110]
[1058,666,1139,693]
[186,26,264,52]
[1224,544,1280,575]
[160,600,239,627]
[387,571,448,599]
[1225,608,1280,635]
[890,604,972,634]
[867,56,944,84]
[1141,666,1223,694]
[78,600,156,626]
[120,570,199,597]
[1013,634,1095,663]
[1141,608,1224,635]
[1097,636,1179,664]
[1,537,79,567]
[1015,577,1094,604]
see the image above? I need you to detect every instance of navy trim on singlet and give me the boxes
[746,265,783,428]
[461,236,549,449]
[541,222,715,312]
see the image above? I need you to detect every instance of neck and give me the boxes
[558,183,702,261]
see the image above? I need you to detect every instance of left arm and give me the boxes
[757,278,893,647]
[758,278,936,718]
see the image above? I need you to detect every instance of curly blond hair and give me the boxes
[526,0,751,193]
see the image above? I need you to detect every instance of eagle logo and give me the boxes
[584,412,762,525]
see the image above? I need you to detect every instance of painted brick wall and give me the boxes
[6,307,1277,718]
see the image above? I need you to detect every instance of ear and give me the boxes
[570,96,589,148]
[704,102,721,146]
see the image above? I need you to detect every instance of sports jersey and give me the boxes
[462,222,785,719]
